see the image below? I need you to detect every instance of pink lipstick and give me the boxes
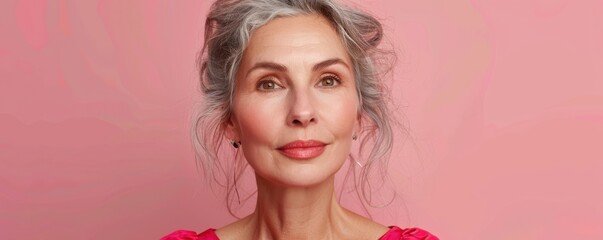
[277,140,326,160]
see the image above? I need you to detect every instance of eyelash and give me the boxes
[317,74,341,87]
[256,78,282,91]
[255,74,342,91]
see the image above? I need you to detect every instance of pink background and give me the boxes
[1,0,602,239]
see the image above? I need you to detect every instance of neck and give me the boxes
[250,175,348,240]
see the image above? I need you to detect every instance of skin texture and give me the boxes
[219,14,389,240]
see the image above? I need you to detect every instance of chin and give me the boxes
[246,144,351,187]
[259,158,346,188]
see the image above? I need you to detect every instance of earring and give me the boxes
[354,159,363,168]
[230,140,241,148]
[352,133,357,141]
[350,155,363,168]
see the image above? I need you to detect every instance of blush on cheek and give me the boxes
[234,98,283,146]
[319,93,359,137]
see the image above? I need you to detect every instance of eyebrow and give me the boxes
[245,58,349,77]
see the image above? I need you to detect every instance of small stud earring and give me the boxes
[352,133,357,141]
[230,140,241,148]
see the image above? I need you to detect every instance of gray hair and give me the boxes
[193,0,399,216]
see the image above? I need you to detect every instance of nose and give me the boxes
[286,90,317,127]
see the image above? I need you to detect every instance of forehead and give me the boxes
[242,14,351,64]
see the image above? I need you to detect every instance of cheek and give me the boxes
[318,93,359,136]
[233,96,283,143]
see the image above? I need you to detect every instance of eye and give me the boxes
[317,74,341,87]
[257,79,282,91]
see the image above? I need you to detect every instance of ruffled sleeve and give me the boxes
[379,226,439,240]
[160,229,218,240]
[161,226,437,240]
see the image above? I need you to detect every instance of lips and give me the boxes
[277,140,326,160]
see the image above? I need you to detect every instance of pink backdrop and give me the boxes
[1,0,602,239]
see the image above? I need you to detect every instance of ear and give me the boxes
[224,115,240,141]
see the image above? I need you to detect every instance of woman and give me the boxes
[163,0,438,239]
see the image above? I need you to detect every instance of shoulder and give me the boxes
[379,226,439,240]
[160,229,218,240]
[213,214,255,239]
[160,215,253,240]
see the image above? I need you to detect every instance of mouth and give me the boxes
[277,140,327,160]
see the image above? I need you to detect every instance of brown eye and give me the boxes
[257,79,281,90]
[318,75,341,87]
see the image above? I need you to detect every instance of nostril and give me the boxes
[290,117,316,126]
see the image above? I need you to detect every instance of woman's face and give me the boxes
[227,14,359,187]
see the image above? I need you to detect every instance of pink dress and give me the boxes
[161,226,438,240]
